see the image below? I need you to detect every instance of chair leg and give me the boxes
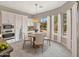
[30,41,33,47]
[41,46,43,56]
[42,45,43,53]
[49,40,50,46]
[33,47,37,54]
[22,41,25,49]
[47,40,49,45]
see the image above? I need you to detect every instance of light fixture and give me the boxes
[32,3,40,23]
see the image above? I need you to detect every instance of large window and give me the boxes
[40,17,47,32]
[27,18,35,31]
[63,13,67,34]
[54,15,58,33]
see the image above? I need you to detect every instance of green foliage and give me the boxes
[63,25,67,33]
[54,16,58,33]
[40,23,47,30]
[54,16,58,24]
[63,13,67,33]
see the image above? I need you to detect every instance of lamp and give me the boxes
[32,17,39,22]
[32,3,40,23]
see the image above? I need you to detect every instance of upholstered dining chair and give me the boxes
[22,33,33,49]
[44,32,51,46]
[33,33,44,53]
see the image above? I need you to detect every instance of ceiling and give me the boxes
[0,1,67,15]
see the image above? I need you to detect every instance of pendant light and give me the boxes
[32,3,40,23]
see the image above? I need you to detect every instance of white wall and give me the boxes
[72,2,78,57]
[51,15,54,40]
[58,14,62,43]
[1,11,15,25]
[77,2,79,57]
[66,9,72,50]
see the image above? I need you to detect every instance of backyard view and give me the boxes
[40,17,47,32]
[63,13,67,34]
[54,15,58,33]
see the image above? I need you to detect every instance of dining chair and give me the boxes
[33,33,44,53]
[22,33,33,49]
[44,33,51,46]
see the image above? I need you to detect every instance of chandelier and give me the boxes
[32,3,40,23]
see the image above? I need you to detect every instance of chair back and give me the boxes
[46,33,51,38]
[42,32,47,37]
[44,32,51,39]
[34,33,44,45]
[24,33,32,40]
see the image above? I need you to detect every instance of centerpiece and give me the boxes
[0,42,9,52]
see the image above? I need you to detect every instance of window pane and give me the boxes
[63,13,67,34]
[27,18,35,31]
[40,17,47,32]
[54,15,58,33]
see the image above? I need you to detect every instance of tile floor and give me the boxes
[10,40,72,57]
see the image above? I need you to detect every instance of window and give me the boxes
[40,17,47,32]
[54,15,58,33]
[27,18,35,31]
[63,13,67,35]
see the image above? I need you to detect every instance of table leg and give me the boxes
[33,37,35,48]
